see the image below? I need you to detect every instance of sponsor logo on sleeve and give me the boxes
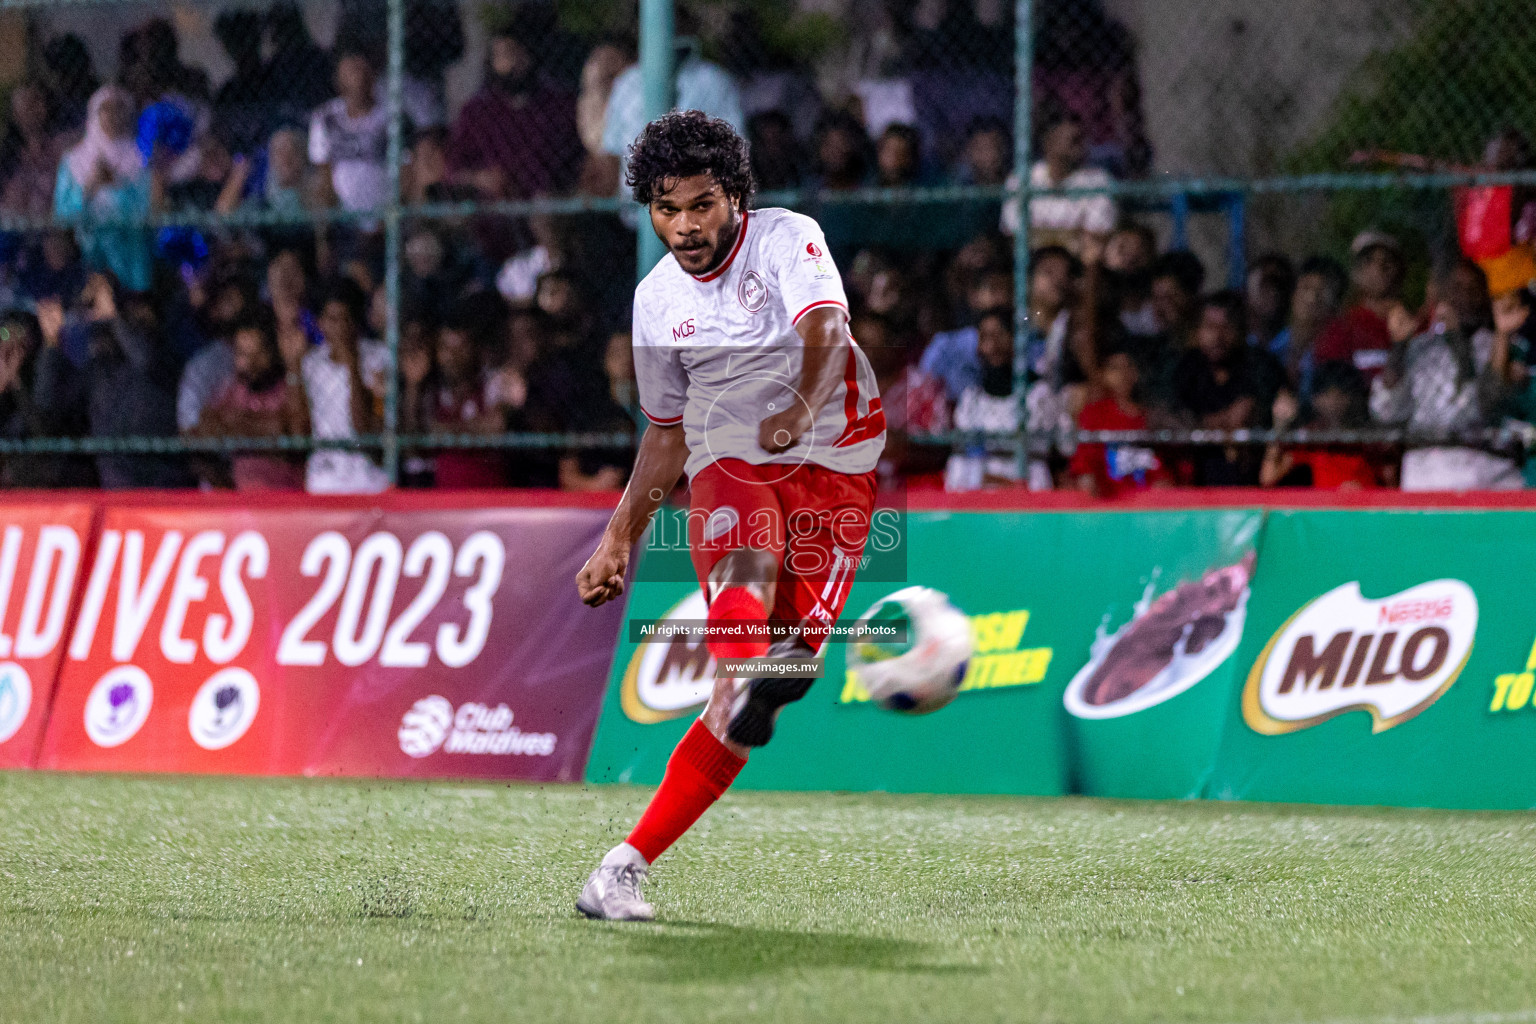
[800,241,833,278]
[1243,580,1477,735]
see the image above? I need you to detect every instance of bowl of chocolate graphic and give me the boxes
[1063,554,1254,720]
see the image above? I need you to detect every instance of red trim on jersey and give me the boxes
[834,348,859,438]
[791,299,849,325]
[830,348,887,448]
[690,209,750,283]
[835,397,886,448]
[641,404,683,426]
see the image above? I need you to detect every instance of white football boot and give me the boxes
[576,846,655,921]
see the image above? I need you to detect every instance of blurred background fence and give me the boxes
[2,0,1536,492]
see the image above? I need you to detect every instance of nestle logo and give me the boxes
[1378,597,1452,625]
[672,318,696,341]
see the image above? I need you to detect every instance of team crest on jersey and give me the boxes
[738,270,768,313]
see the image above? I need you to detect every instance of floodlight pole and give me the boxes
[382,0,405,484]
[636,0,676,281]
[1012,0,1034,483]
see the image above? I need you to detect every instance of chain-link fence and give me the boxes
[1,0,1535,493]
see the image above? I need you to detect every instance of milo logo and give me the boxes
[1244,580,1477,735]
[620,591,716,724]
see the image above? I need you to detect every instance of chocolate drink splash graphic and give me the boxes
[1081,552,1257,707]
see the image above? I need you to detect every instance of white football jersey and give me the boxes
[632,207,886,480]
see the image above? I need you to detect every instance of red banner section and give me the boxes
[0,504,95,769]
[35,503,622,781]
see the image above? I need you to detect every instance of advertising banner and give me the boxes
[1204,510,1536,810]
[586,510,1072,794]
[1059,510,1262,800]
[15,492,1536,809]
[0,503,96,769]
[36,504,620,781]
[585,508,1262,797]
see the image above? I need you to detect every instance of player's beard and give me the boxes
[675,212,741,275]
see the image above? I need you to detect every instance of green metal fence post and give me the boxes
[382,0,406,484]
[636,0,675,282]
[1013,0,1034,482]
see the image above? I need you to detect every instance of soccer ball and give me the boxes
[848,586,972,714]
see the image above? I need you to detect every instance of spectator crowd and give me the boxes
[0,0,1532,496]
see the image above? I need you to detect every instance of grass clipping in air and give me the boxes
[1,773,1535,1023]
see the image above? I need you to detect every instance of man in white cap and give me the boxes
[1314,230,1415,378]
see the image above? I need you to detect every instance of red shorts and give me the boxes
[688,458,877,648]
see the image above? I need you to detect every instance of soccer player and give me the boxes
[574,111,886,920]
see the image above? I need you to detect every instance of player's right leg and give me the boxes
[694,545,814,748]
[729,463,878,746]
[724,634,819,747]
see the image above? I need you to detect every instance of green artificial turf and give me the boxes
[1,773,1536,1023]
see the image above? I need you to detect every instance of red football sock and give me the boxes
[626,720,746,863]
[706,585,770,660]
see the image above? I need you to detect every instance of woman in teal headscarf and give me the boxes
[53,85,161,292]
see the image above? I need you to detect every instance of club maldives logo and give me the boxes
[188,668,261,750]
[738,270,768,313]
[84,665,153,748]
[1244,579,1477,735]
[620,590,715,724]
[397,696,556,758]
[1064,558,1253,720]
[399,696,453,756]
[0,662,31,744]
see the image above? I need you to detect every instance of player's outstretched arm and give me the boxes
[759,307,850,453]
[576,422,689,607]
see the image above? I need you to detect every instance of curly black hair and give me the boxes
[625,110,756,210]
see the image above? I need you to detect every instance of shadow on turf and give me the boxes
[601,921,980,983]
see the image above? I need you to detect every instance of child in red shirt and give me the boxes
[1070,346,1168,498]
[1261,361,1377,489]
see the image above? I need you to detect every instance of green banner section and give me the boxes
[1203,510,1536,810]
[1061,511,1262,800]
[586,506,1536,808]
[585,508,1264,797]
